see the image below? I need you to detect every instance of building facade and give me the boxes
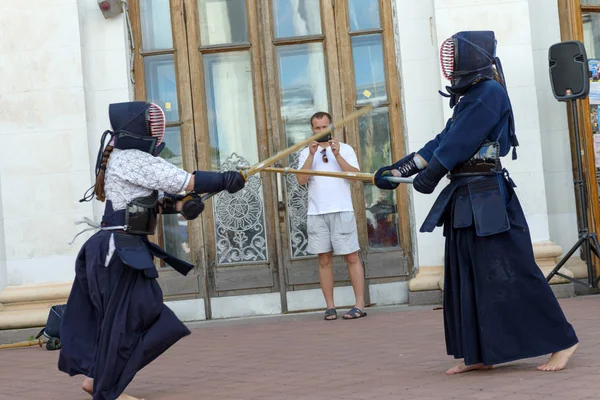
[0,0,596,330]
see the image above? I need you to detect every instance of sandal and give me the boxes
[343,307,367,319]
[324,308,337,321]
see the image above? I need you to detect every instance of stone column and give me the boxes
[407,0,575,304]
[528,0,580,264]
[0,2,94,287]
[0,1,132,330]
[394,0,447,274]
[0,177,6,292]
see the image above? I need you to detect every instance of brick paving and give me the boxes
[0,295,598,400]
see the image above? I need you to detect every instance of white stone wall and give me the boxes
[432,0,552,245]
[395,0,447,268]
[527,0,578,254]
[0,0,131,287]
[0,1,92,286]
[393,0,577,269]
[77,0,132,220]
[0,177,6,291]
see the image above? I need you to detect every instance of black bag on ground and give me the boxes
[35,304,66,351]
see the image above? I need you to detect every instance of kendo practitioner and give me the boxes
[374,31,579,375]
[58,101,245,399]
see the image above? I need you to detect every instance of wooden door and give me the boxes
[128,0,413,316]
[183,0,284,310]
[258,0,353,298]
[262,0,412,305]
[334,0,412,281]
[129,0,206,300]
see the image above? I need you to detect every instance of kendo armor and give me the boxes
[122,191,159,235]
[75,102,168,238]
[102,102,166,235]
[449,142,501,178]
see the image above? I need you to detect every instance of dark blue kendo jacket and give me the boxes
[417,79,516,237]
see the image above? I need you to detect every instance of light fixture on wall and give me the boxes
[98,0,123,19]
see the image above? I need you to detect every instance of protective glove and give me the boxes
[179,192,205,220]
[193,171,246,194]
[160,193,205,220]
[374,152,421,190]
[221,171,246,194]
[412,155,448,194]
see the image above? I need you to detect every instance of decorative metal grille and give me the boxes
[213,153,268,264]
[285,151,310,258]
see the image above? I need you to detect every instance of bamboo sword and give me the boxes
[200,100,385,202]
[259,167,414,184]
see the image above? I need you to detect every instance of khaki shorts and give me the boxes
[307,212,360,256]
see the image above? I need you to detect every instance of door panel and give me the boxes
[184,0,280,301]
[334,0,411,281]
[130,0,205,299]
[260,0,353,292]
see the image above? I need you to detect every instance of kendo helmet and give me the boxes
[78,101,168,204]
[439,30,519,159]
[439,31,497,94]
[109,101,166,156]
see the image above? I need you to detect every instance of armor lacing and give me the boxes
[396,158,419,177]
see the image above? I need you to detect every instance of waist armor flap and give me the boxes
[421,174,511,237]
[125,191,159,235]
[95,194,195,277]
[450,141,501,177]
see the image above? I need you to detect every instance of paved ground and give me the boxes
[0,295,598,400]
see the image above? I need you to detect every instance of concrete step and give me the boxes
[0,282,70,331]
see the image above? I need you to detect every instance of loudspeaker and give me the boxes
[548,40,590,101]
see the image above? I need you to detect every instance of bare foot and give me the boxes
[116,394,145,400]
[82,377,93,396]
[446,362,493,375]
[537,342,579,372]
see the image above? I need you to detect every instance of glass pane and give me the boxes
[161,127,185,168]
[276,43,327,258]
[583,13,600,59]
[285,151,310,258]
[348,0,380,31]
[159,127,191,263]
[198,0,248,46]
[144,54,179,122]
[359,108,399,249]
[277,43,328,148]
[140,0,174,50]
[273,0,322,38]
[582,0,600,4]
[352,34,387,105]
[204,51,268,264]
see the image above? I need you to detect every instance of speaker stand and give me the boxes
[545,99,600,290]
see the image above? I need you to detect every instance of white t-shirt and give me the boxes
[297,142,360,216]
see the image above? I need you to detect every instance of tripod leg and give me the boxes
[546,236,586,282]
[589,233,600,259]
[588,234,600,289]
